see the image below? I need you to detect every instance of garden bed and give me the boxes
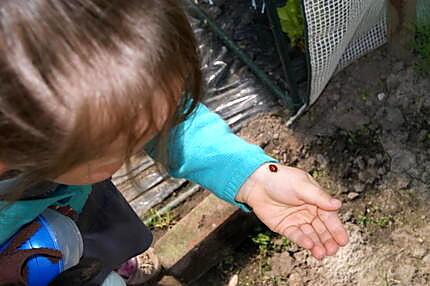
[192,47,430,286]
[114,2,430,284]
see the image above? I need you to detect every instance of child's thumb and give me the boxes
[300,184,342,211]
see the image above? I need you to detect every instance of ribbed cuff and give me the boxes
[223,153,278,212]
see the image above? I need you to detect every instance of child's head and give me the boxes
[0,0,201,189]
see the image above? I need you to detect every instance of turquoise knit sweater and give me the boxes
[0,103,274,244]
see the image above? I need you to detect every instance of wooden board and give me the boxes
[130,178,187,219]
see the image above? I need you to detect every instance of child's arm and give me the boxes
[166,104,276,210]
[163,103,348,259]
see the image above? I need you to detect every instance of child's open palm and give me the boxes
[237,164,349,260]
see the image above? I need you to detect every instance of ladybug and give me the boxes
[269,164,278,173]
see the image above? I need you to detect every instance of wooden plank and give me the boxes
[130,178,187,218]
[112,156,154,184]
[388,0,417,60]
[114,164,167,202]
[154,194,258,283]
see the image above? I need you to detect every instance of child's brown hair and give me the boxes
[0,0,201,197]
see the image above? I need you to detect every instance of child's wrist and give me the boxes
[235,183,251,205]
[235,162,273,205]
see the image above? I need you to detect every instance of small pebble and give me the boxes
[355,157,366,170]
[377,92,387,101]
[228,274,239,286]
[376,153,384,163]
[367,158,377,166]
[316,154,328,168]
[411,247,427,259]
[342,211,353,221]
[347,192,360,200]
[288,272,304,286]
[353,183,366,193]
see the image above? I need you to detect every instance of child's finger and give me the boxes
[299,177,342,211]
[282,225,314,250]
[311,217,340,256]
[300,224,326,259]
[318,210,349,246]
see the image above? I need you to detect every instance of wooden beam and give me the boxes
[388,0,417,60]
[155,194,259,283]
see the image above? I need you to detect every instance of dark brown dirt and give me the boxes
[193,47,430,286]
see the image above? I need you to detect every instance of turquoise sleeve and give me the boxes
[166,104,276,211]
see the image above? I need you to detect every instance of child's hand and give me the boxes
[236,164,349,260]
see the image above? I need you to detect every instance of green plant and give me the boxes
[251,231,292,254]
[251,232,273,275]
[346,126,380,146]
[277,0,305,48]
[251,231,293,279]
[252,232,272,254]
[269,276,284,285]
[145,209,176,229]
[356,214,393,228]
[360,90,370,102]
[311,169,327,180]
[273,237,291,252]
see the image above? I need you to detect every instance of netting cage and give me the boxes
[190,0,430,117]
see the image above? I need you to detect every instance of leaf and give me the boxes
[276,0,305,48]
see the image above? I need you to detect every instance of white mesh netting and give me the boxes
[417,0,430,26]
[303,0,388,104]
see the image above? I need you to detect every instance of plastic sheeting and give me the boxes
[191,7,280,130]
[114,3,280,216]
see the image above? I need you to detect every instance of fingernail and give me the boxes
[331,199,342,208]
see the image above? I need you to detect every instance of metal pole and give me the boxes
[265,0,304,109]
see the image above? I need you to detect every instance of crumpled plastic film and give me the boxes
[190,13,280,131]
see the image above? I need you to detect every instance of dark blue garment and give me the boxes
[77,180,153,285]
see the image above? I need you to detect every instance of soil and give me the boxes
[193,47,430,286]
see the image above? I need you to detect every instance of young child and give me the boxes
[0,0,348,285]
